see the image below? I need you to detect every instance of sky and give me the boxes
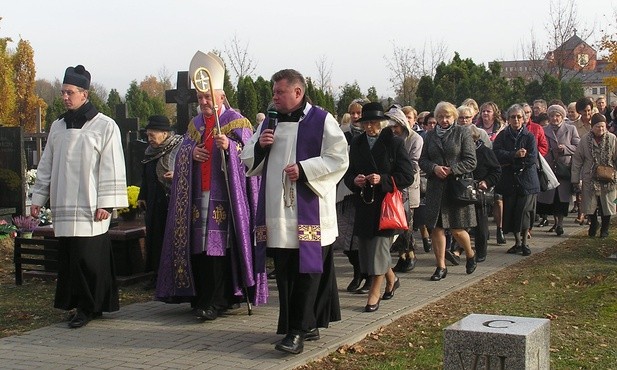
[1,0,615,99]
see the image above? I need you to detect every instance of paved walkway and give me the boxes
[0,220,586,369]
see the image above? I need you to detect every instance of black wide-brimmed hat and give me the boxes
[145,115,173,131]
[356,102,386,123]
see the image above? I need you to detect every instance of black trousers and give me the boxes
[191,253,233,310]
[474,204,489,258]
[271,244,340,334]
[54,233,119,314]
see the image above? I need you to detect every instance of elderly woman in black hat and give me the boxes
[137,115,182,289]
[343,102,414,312]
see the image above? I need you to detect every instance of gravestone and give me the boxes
[444,313,550,370]
[0,127,26,217]
[115,104,140,150]
[165,71,197,135]
[127,140,148,186]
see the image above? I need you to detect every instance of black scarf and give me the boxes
[60,101,98,129]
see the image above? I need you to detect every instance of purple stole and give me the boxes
[255,106,327,273]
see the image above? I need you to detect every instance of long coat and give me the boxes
[419,125,477,229]
[344,127,414,238]
[571,132,617,216]
[537,123,580,204]
[493,126,540,196]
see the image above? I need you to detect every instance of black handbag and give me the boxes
[448,173,479,205]
[550,149,571,181]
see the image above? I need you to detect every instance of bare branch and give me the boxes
[224,33,257,84]
[315,55,333,92]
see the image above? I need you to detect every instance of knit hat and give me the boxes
[591,112,607,126]
[62,65,90,89]
[145,115,173,131]
[547,104,566,118]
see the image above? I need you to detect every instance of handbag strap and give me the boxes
[391,176,398,191]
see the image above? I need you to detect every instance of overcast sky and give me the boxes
[1,0,614,99]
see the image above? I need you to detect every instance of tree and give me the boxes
[223,68,237,108]
[236,76,258,125]
[367,86,379,103]
[0,21,17,126]
[224,34,257,84]
[125,81,166,127]
[414,76,435,112]
[315,55,333,92]
[336,82,363,118]
[600,8,617,92]
[12,38,46,132]
[254,76,272,114]
[45,96,64,130]
[106,88,123,118]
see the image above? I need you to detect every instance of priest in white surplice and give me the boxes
[241,69,349,355]
[30,65,128,329]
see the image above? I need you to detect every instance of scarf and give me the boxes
[589,133,616,192]
[435,123,453,138]
[143,134,183,193]
[60,101,98,129]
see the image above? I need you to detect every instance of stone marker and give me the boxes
[444,313,550,370]
[0,127,26,217]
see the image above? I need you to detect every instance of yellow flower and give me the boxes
[117,186,140,215]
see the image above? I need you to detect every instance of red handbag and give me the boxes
[378,178,409,231]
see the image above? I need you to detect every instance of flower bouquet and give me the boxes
[0,220,17,239]
[12,215,40,238]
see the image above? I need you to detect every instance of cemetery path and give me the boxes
[0,220,586,370]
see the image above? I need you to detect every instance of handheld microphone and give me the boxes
[267,110,278,131]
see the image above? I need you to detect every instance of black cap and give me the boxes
[63,65,91,89]
[145,115,173,131]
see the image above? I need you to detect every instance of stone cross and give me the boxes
[165,71,197,135]
[115,103,140,150]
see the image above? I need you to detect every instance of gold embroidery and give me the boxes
[212,204,227,225]
[192,204,200,221]
[256,225,267,243]
[220,117,253,135]
[171,145,192,289]
[187,120,201,143]
[298,224,321,241]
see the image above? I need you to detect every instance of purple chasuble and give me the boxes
[255,106,327,273]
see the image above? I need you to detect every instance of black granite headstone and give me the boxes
[165,71,197,135]
[127,140,148,186]
[115,104,140,150]
[0,127,26,217]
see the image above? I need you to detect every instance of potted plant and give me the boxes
[12,215,40,238]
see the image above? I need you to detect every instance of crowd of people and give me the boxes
[29,57,616,355]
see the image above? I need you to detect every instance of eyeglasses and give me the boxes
[60,89,81,96]
[509,115,524,120]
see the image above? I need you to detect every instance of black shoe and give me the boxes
[521,245,531,256]
[445,250,460,266]
[364,300,380,312]
[466,256,477,274]
[588,217,599,237]
[356,276,372,294]
[506,244,522,254]
[423,238,432,252]
[275,332,304,354]
[304,328,320,341]
[68,309,91,329]
[267,270,276,279]
[195,306,218,320]
[381,278,400,300]
[548,225,556,233]
[392,257,406,273]
[346,276,363,292]
[405,256,418,272]
[430,267,447,281]
[537,218,549,227]
[555,225,564,236]
[496,228,506,244]
[476,255,486,262]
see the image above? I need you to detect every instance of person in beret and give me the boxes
[30,65,128,328]
[137,115,182,289]
[571,113,617,238]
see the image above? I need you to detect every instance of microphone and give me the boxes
[267,110,278,131]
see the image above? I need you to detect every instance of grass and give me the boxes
[297,226,617,370]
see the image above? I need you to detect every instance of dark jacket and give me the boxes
[344,127,414,238]
[493,126,540,196]
[474,141,501,188]
[419,125,477,229]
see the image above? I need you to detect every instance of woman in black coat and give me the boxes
[343,102,414,313]
[493,105,540,256]
[137,116,182,288]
